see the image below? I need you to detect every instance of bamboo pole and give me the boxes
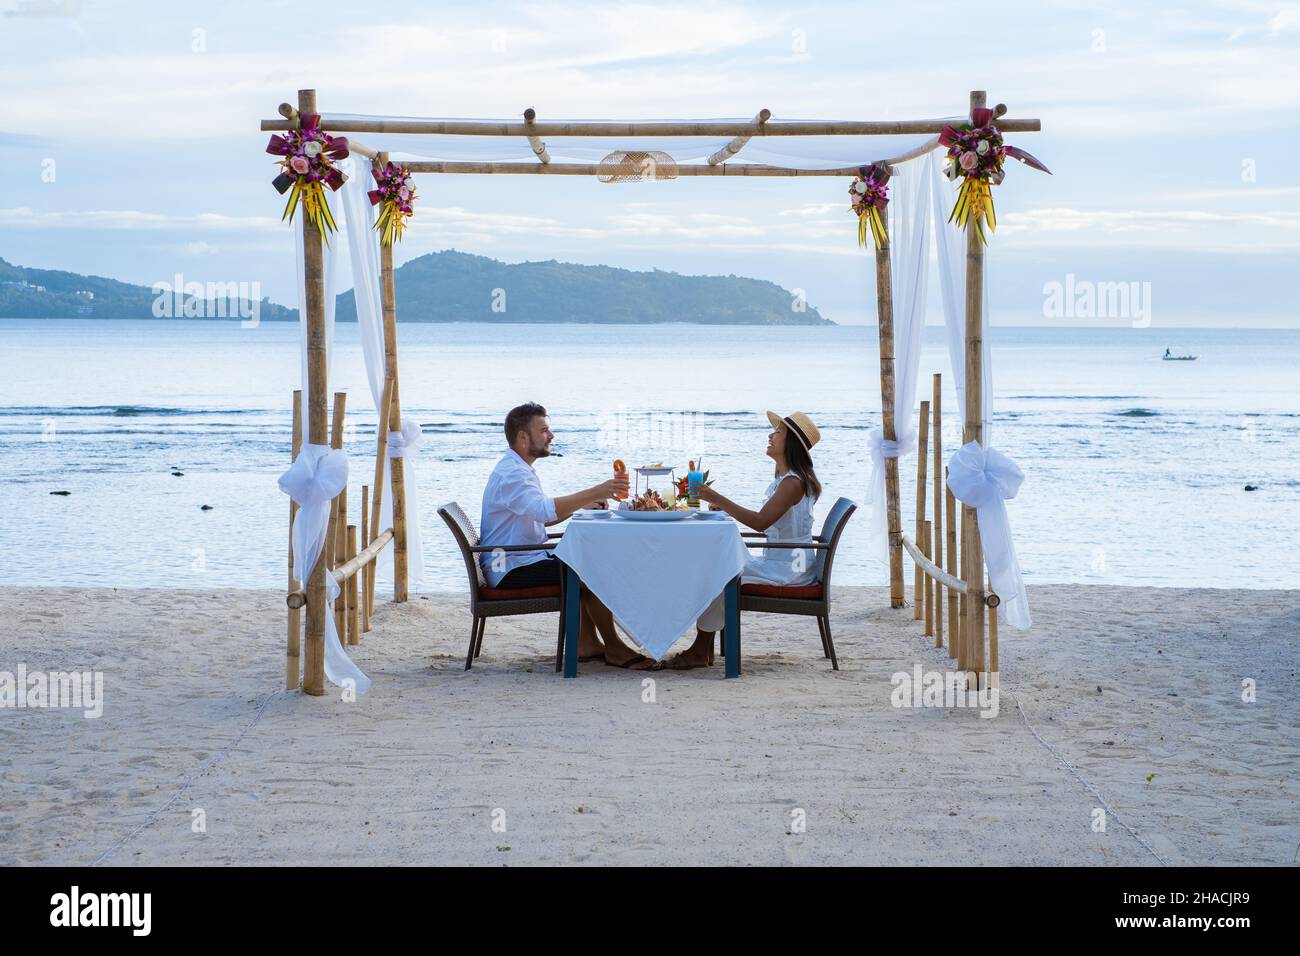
[988,573,999,689]
[399,160,938,177]
[286,389,303,690]
[346,525,359,646]
[932,374,944,649]
[900,533,974,595]
[872,171,905,609]
[522,108,551,163]
[707,108,770,164]
[260,116,1042,137]
[377,151,409,603]
[299,89,329,697]
[368,376,395,616]
[329,392,347,644]
[922,519,934,637]
[963,90,988,690]
[287,528,395,607]
[945,475,959,661]
[360,485,370,633]
[914,400,930,621]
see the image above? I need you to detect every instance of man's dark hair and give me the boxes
[504,402,547,447]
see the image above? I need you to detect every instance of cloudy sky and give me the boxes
[1,0,1298,326]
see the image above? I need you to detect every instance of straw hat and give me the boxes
[766,410,820,451]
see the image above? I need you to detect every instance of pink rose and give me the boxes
[960,151,979,172]
[398,186,410,201]
[290,155,310,175]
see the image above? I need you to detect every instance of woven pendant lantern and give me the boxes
[597,150,678,183]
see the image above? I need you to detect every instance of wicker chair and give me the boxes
[736,496,857,671]
[437,502,567,672]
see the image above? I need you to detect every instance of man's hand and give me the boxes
[596,475,629,502]
[552,473,629,522]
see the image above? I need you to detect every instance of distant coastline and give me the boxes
[0,250,833,326]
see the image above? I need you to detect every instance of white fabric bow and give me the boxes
[278,444,371,693]
[865,426,917,563]
[386,419,423,458]
[945,440,1031,630]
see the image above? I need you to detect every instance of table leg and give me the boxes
[724,575,740,679]
[563,562,581,679]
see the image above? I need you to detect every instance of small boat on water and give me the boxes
[1162,348,1197,361]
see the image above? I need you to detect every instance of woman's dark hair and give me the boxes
[504,402,546,446]
[781,430,822,501]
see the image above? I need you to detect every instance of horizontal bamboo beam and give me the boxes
[287,528,394,608]
[400,160,915,177]
[708,108,770,164]
[901,532,1003,608]
[260,116,1043,137]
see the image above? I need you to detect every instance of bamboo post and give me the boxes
[963,90,988,689]
[360,485,371,633]
[368,375,395,616]
[914,400,930,620]
[299,89,329,697]
[988,573,999,689]
[286,389,303,690]
[922,519,934,637]
[346,525,360,645]
[931,374,944,649]
[945,476,959,661]
[329,392,347,644]
[871,173,905,609]
[377,150,409,603]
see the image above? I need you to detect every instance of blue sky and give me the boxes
[1,0,1297,326]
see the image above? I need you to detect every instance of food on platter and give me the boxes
[630,490,668,512]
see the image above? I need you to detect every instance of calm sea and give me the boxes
[1,319,1296,591]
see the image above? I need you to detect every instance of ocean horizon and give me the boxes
[2,318,1296,591]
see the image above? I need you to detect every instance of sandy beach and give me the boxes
[1,584,1295,867]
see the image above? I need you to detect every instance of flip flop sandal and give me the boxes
[578,652,606,663]
[664,654,711,670]
[608,653,654,670]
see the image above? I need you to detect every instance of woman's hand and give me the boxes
[695,482,720,505]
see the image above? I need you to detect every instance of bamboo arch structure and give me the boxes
[263,89,1041,695]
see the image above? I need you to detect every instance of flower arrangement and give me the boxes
[849,165,890,249]
[266,114,350,241]
[368,161,418,246]
[939,107,1049,244]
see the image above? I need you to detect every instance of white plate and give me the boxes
[693,510,731,520]
[572,509,613,519]
[611,509,695,522]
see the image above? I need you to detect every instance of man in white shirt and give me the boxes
[480,402,652,668]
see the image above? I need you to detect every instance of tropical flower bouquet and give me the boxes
[849,165,890,249]
[939,107,1049,243]
[266,114,350,240]
[368,161,417,246]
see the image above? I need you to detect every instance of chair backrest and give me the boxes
[438,502,487,591]
[815,496,857,598]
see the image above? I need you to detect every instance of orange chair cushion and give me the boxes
[478,584,561,601]
[741,582,824,600]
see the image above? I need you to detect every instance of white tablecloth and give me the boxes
[554,516,749,660]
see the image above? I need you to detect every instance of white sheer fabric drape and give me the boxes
[930,152,1029,629]
[930,150,991,442]
[339,162,425,588]
[284,191,371,692]
[866,158,930,562]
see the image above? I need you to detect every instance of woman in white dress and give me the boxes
[667,410,822,669]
